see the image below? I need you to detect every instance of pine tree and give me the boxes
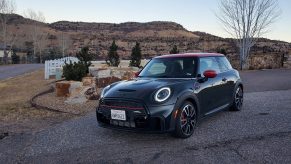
[129,42,142,67]
[106,40,120,67]
[63,47,92,81]
[76,46,93,73]
[216,48,227,55]
[11,51,20,64]
[170,45,179,54]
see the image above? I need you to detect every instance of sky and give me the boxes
[14,0,291,42]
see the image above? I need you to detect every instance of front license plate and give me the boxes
[111,110,126,121]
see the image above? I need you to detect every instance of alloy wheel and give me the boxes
[180,104,196,136]
[235,87,243,110]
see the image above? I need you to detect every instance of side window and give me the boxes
[199,57,220,77]
[216,57,232,72]
[182,58,196,76]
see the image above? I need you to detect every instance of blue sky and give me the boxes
[15,0,291,42]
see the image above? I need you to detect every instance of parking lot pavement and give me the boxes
[0,64,44,80]
[240,69,291,92]
[1,88,290,163]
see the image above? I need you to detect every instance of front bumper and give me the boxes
[96,98,176,133]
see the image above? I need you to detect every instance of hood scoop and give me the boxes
[118,89,136,92]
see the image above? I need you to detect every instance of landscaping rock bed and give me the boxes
[32,66,138,115]
[34,91,98,115]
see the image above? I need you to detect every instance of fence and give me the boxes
[44,57,79,79]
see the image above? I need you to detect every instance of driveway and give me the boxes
[0,64,44,80]
[1,69,291,163]
[240,69,291,92]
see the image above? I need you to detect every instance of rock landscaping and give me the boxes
[33,65,138,115]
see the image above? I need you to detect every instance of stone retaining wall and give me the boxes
[228,53,284,70]
[89,67,138,88]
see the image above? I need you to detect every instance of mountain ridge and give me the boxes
[1,13,290,60]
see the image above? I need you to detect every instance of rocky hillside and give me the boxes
[2,14,291,60]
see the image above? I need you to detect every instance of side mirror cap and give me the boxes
[203,70,217,78]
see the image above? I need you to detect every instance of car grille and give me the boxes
[97,99,148,128]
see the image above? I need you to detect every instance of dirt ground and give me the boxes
[0,70,74,135]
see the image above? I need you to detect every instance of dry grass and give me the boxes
[0,70,72,134]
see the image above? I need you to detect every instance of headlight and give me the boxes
[154,87,171,102]
[100,85,111,98]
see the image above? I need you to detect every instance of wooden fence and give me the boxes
[44,57,79,79]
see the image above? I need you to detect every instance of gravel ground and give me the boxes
[0,89,290,163]
[0,70,73,135]
[34,92,98,115]
[1,69,291,163]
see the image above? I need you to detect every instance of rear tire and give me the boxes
[230,86,243,111]
[173,101,197,138]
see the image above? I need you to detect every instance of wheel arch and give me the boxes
[169,90,201,131]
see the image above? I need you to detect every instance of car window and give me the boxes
[148,62,167,75]
[139,57,197,78]
[216,57,232,72]
[199,57,220,77]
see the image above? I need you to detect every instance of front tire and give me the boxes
[230,86,243,111]
[173,101,197,138]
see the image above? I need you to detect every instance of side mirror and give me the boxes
[134,71,140,77]
[203,70,217,78]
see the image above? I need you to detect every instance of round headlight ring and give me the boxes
[154,87,171,102]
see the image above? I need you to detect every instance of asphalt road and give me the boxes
[240,69,291,93]
[0,64,44,80]
[1,69,291,163]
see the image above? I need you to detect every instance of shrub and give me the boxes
[11,51,20,64]
[76,46,93,73]
[106,40,120,67]
[129,42,142,67]
[62,47,93,81]
[170,45,179,54]
[216,48,227,55]
[63,61,87,81]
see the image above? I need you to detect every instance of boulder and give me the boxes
[55,81,82,97]
[84,87,101,100]
[82,77,95,86]
[65,86,90,104]
[89,67,138,88]
[55,81,71,97]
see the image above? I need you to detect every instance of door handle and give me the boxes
[222,78,227,82]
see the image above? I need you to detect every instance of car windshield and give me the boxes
[139,57,197,78]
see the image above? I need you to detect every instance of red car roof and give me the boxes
[155,53,224,59]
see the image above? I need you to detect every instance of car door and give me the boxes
[216,57,235,105]
[197,57,223,115]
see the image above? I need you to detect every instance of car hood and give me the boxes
[103,78,192,101]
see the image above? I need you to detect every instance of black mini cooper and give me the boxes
[97,53,243,138]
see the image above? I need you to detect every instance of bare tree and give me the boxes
[58,32,72,57]
[24,9,46,63]
[217,0,280,69]
[37,32,48,63]
[0,0,15,64]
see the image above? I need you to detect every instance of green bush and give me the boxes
[106,40,120,67]
[216,48,227,55]
[11,52,20,64]
[170,45,179,54]
[129,42,142,67]
[76,46,93,73]
[63,61,87,81]
[62,47,94,81]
